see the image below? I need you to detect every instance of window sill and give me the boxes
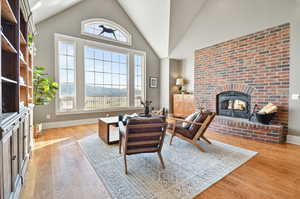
[56,107,144,116]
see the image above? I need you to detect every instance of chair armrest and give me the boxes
[168,117,203,126]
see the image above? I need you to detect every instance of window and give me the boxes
[81,18,132,45]
[58,41,76,112]
[84,47,128,110]
[134,55,144,107]
[55,34,145,114]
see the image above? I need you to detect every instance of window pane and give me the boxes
[104,51,111,61]
[58,41,76,112]
[67,70,75,82]
[59,42,67,54]
[120,64,127,74]
[120,75,127,85]
[104,62,111,73]
[85,59,94,71]
[95,73,103,84]
[83,21,130,44]
[85,72,94,84]
[95,49,103,60]
[59,55,67,69]
[67,57,75,69]
[104,73,112,84]
[84,46,129,110]
[112,63,119,74]
[120,54,127,63]
[112,74,119,85]
[60,69,67,83]
[112,52,119,63]
[95,60,103,72]
[134,55,144,107]
[67,44,74,56]
[85,47,94,58]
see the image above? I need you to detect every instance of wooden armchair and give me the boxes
[119,117,168,174]
[168,112,216,152]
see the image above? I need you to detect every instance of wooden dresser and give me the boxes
[173,94,195,118]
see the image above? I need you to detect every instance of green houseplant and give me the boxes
[33,66,58,135]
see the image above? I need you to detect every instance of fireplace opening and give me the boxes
[217,91,251,119]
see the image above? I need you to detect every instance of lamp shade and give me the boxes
[176,78,184,86]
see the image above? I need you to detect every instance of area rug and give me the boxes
[78,134,257,199]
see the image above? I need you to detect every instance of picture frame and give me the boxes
[149,77,158,88]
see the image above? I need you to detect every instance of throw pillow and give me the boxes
[182,112,199,129]
[189,111,211,134]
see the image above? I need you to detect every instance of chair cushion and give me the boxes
[182,112,199,129]
[175,126,195,139]
[188,111,211,135]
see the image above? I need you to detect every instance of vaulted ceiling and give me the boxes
[29,0,207,58]
[29,0,83,23]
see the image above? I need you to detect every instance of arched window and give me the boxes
[81,18,132,45]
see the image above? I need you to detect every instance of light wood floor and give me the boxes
[21,124,300,199]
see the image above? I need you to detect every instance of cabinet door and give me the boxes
[173,94,184,117]
[2,131,13,199]
[183,95,195,116]
[18,118,24,172]
[11,125,19,192]
[23,113,29,157]
[28,109,34,156]
[18,115,25,173]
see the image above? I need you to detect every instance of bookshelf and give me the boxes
[1,1,35,198]
[1,0,33,117]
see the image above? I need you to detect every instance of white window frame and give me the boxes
[81,18,132,46]
[55,38,77,113]
[55,33,146,115]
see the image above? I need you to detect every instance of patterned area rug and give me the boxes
[78,134,257,199]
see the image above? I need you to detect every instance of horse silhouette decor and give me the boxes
[99,25,118,40]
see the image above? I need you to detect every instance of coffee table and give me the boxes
[98,116,119,145]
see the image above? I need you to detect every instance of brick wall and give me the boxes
[194,23,290,143]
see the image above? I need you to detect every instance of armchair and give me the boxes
[119,117,168,174]
[168,112,216,152]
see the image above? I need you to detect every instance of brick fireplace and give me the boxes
[194,23,290,143]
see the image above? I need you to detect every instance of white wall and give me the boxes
[160,58,170,110]
[160,58,182,112]
[170,0,300,136]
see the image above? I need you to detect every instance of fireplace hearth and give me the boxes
[217,91,250,119]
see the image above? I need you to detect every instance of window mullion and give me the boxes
[77,41,85,110]
[128,53,134,107]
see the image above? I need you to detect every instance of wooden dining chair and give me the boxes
[168,112,216,152]
[119,117,168,174]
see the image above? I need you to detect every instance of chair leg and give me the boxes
[169,134,175,145]
[124,155,128,174]
[201,136,211,144]
[157,152,165,169]
[193,142,205,152]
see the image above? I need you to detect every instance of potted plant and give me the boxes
[33,66,58,136]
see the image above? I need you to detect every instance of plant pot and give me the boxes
[33,123,43,138]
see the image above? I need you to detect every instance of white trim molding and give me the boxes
[286,135,300,146]
[81,18,132,46]
[42,118,98,129]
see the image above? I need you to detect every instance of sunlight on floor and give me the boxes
[34,137,71,150]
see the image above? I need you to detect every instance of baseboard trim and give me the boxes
[42,118,98,129]
[286,135,300,146]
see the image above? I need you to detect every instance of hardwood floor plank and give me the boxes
[21,124,300,199]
